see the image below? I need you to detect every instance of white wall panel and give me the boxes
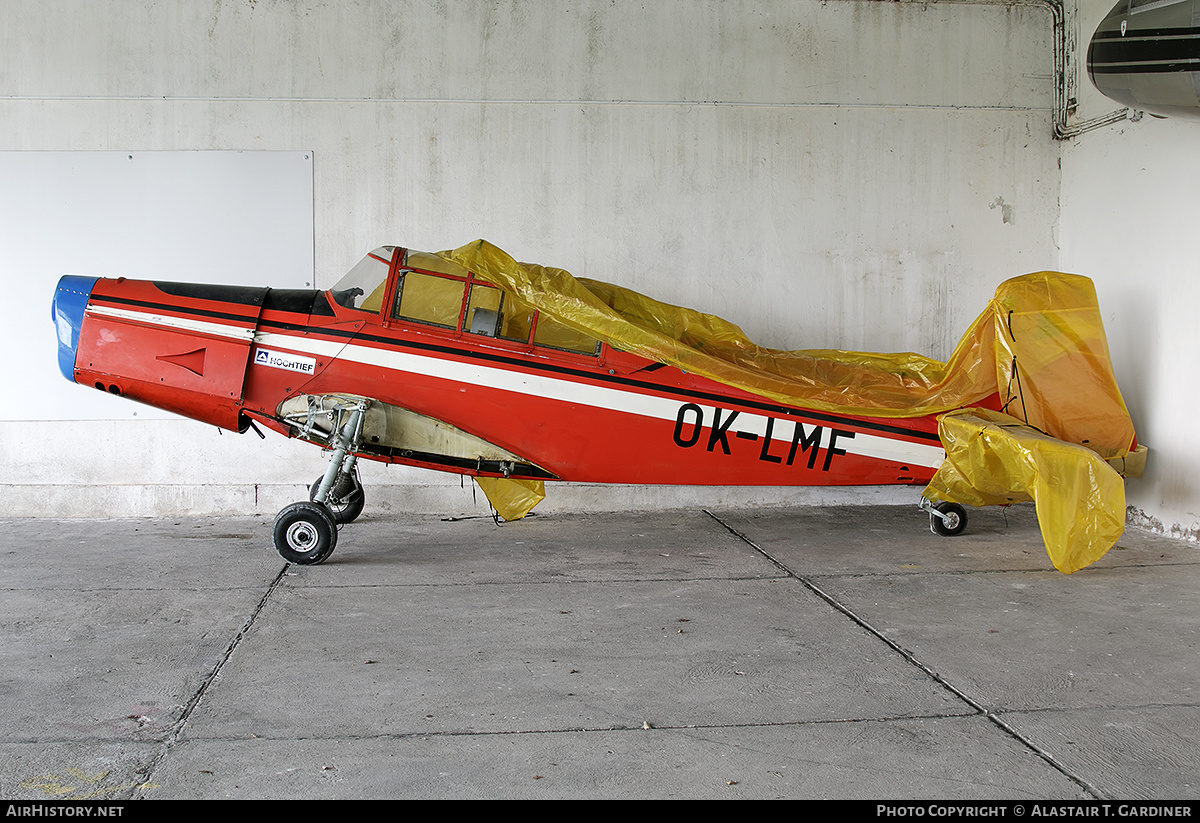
[0,150,313,421]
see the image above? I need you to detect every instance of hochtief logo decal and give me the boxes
[254,348,316,375]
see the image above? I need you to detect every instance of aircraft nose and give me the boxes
[52,275,97,382]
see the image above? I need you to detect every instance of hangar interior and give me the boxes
[3,0,1197,547]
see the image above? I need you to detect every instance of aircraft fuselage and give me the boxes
[53,250,951,491]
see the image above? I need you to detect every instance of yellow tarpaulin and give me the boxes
[473,476,546,522]
[923,409,1127,574]
[438,240,1137,570]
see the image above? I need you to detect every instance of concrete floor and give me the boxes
[1,504,1197,800]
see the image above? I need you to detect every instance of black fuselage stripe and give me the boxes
[92,293,261,325]
[1089,28,1200,73]
[1089,61,1200,73]
[1090,39,1200,64]
[1092,26,1200,41]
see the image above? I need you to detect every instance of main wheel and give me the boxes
[309,473,365,524]
[929,502,968,537]
[273,501,338,564]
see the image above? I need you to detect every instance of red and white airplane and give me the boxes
[50,243,1136,567]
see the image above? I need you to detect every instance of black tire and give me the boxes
[929,502,968,537]
[273,501,338,564]
[309,474,365,524]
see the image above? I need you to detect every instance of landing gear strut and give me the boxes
[272,398,370,564]
[309,470,364,524]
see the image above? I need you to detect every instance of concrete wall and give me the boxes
[1059,0,1200,541]
[4,0,1147,525]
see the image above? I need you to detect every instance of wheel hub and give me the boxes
[285,521,319,553]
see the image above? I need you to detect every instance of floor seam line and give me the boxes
[702,509,1108,800]
[127,563,292,799]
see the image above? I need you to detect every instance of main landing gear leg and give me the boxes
[273,399,369,565]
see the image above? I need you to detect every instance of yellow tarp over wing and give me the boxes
[924,409,1127,574]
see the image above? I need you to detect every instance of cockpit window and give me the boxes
[466,284,537,343]
[393,270,466,328]
[465,282,599,354]
[330,246,601,356]
[533,315,602,356]
[330,246,393,312]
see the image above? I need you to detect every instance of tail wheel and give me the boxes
[929,502,968,537]
[273,501,338,564]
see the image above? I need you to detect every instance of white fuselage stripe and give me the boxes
[86,302,945,468]
[257,330,947,469]
[87,304,256,341]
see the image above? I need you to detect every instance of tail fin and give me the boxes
[991,272,1135,459]
[925,272,1141,574]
